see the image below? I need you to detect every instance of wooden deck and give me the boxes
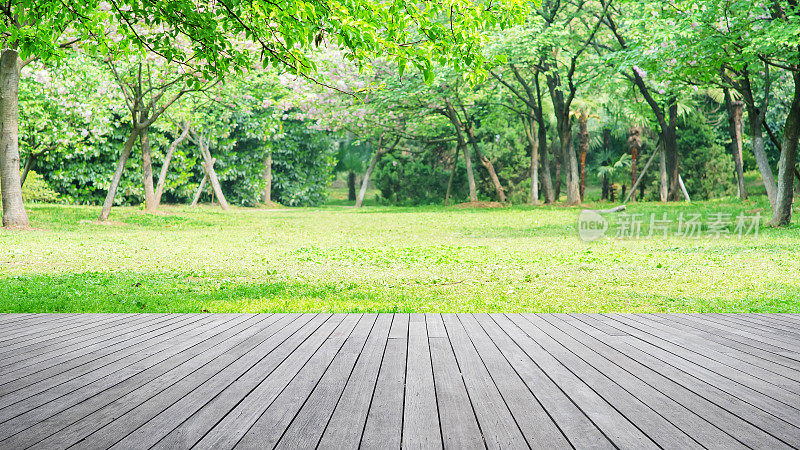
[0,314,799,449]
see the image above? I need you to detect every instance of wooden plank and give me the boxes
[633,315,800,383]
[518,314,699,449]
[0,315,190,396]
[580,315,800,428]
[360,315,408,449]
[271,315,379,449]
[189,314,358,450]
[0,314,278,449]
[461,314,570,448]
[388,313,409,339]
[0,314,172,377]
[498,314,657,449]
[401,313,442,449]
[426,314,484,449]
[565,314,800,448]
[539,314,776,448]
[0,314,148,361]
[718,315,800,340]
[442,314,527,449]
[473,314,612,449]
[676,314,799,353]
[0,314,102,344]
[315,314,392,449]
[0,315,218,422]
[96,314,324,450]
[604,314,800,402]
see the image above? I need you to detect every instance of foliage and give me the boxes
[374,148,465,205]
[271,119,337,206]
[678,113,736,199]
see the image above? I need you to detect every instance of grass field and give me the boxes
[1,197,798,313]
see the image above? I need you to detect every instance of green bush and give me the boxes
[21,171,59,203]
[678,113,736,199]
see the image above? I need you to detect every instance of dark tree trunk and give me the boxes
[578,112,589,202]
[444,99,476,202]
[601,129,610,201]
[445,144,461,206]
[621,184,627,200]
[347,171,356,201]
[523,115,539,205]
[20,151,36,187]
[664,99,681,201]
[0,49,28,227]
[262,152,272,204]
[554,142,562,200]
[537,115,555,203]
[628,126,642,202]
[771,71,800,226]
[724,89,748,199]
[465,124,506,203]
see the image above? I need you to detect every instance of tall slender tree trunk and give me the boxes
[724,89,748,199]
[601,129,610,201]
[659,144,668,202]
[99,128,140,221]
[628,126,641,202]
[465,125,506,203]
[524,117,539,205]
[141,129,157,212]
[554,143,562,200]
[749,119,778,207]
[0,49,28,227]
[445,144,461,206]
[347,171,356,201]
[771,72,800,226]
[194,135,229,210]
[664,99,681,201]
[578,112,589,202]
[560,121,580,204]
[20,151,35,187]
[356,149,383,208]
[535,114,554,203]
[155,123,190,207]
[263,153,273,204]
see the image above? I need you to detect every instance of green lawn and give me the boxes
[1,198,798,313]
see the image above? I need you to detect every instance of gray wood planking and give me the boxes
[0,314,798,450]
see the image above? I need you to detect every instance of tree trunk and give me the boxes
[771,72,800,227]
[445,144,461,206]
[664,100,681,201]
[141,129,157,212]
[155,122,190,207]
[745,107,778,207]
[578,112,589,202]
[347,170,356,201]
[191,173,209,207]
[554,144,562,200]
[537,118,554,203]
[628,126,641,202]
[356,150,383,208]
[601,128,610,201]
[20,151,35,187]
[262,152,273,204]
[724,89,748,199]
[99,128,140,221]
[466,125,506,203]
[659,144,668,202]
[524,117,539,205]
[0,49,28,227]
[195,136,229,210]
[561,122,580,204]
[678,174,691,202]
